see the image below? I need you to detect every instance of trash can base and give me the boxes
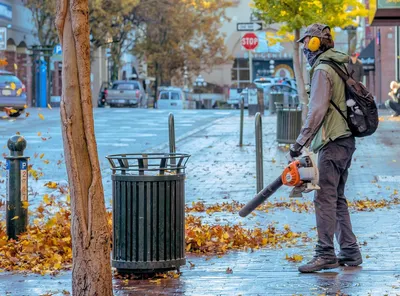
[113,258,186,273]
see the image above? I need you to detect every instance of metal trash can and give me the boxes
[106,153,190,274]
[269,92,284,114]
[203,99,213,109]
[276,105,302,144]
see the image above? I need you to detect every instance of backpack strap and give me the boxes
[330,100,347,122]
[319,60,349,121]
[320,60,349,82]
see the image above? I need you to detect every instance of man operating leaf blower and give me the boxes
[239,23,379,273]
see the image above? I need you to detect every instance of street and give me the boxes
[0,108,400,295]
[0,108,236,206]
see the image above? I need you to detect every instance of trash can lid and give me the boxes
[106,153,190,176]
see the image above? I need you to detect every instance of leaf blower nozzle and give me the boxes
[238,150,320,218]
[238,176,283,217]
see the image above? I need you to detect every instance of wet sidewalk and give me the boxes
[1,111,400,295]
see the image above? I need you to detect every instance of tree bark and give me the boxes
[293,29,308,122]
[55,1,113,295]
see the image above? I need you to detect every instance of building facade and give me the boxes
[200,0,362,92]
[0,0,36,104]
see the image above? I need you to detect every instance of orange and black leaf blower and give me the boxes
[239,150,320,217]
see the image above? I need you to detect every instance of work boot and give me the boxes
[298,256,339,273]
[338,253,363,266]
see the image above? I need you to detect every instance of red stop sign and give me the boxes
[242,33,259,50]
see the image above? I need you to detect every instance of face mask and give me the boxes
[303,47,321,67]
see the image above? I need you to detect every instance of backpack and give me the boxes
[320,60,379,137]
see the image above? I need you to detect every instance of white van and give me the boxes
[157,88,185,109]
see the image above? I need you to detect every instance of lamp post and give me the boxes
[193,75,207,108]
[269,60,275,77]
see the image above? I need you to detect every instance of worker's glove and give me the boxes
[289,142,303,158]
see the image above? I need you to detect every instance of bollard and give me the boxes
[5,135,29,240]
[239,97,244,147]
[168,113,176,166]
[255,113,263,193]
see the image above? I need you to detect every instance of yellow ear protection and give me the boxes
[308,37,321,52]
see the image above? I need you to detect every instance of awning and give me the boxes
[359,40,375,71]
[369,0,400,26]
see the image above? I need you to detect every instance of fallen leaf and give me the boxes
[44,182,57,189]
[38,113,45,120]
[11,216,19,220]
[285,254,303,262]
[25,112,30,118]
[37,132,42,136]
[40,153,45,159]
[47,104,52,110]
[43,194,51,204]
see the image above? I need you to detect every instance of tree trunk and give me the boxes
[293,29,308,122]
[55,1,113,295]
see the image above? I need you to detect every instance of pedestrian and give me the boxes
[100,87,108,106]
[290,23,362,273]
[385,80,400,117]
[348,53,364,82]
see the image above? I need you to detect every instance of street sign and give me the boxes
[237,22,263,32]
[53,44,62,55]
[242,33,259,50]
[0,27,7,51]
[20,160,28,202]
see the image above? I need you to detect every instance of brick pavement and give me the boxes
[1,111,400,295]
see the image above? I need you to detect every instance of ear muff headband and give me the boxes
[308,37,321,52]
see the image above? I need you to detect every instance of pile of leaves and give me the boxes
[0,195,308,274]
[186,195,400,215]
[185,200,315,215]
[0,196,72,275]
[185,215,306,254]
[350,197,400,211]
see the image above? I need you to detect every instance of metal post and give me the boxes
[169,113,176,166]
[239,98,244,147]
[249,51,253,83]
[5,135,29,240]
[255,112,263,193]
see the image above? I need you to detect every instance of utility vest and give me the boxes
[309,59,352,152]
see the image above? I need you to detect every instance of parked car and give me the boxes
[227,88,248,109]
[253,77,278,89]
[105,80,146,108]
[0,71,27,117]
[157,87,185,109]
